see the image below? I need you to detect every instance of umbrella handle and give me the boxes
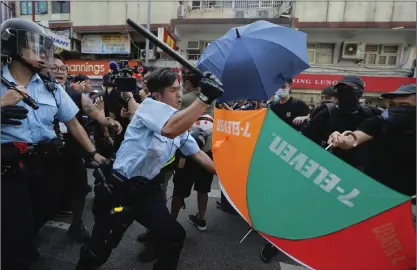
[239,228,253,244]
[126,19,204,78]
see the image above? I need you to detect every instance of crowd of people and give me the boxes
[1,17,416,270]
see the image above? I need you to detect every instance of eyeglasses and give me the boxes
[51,65,68,72]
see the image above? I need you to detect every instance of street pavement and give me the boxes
[33,170,308,270]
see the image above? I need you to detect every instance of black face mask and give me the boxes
[337,87,362,113]
[320,100,334,105]
[388,106,416,132]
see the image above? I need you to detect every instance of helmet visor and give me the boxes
[16,30,54,68]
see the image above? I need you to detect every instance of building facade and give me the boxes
[1,1,16,23]
[10,0,416,101]
[172,0,417,104]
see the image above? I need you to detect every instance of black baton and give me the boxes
[126,18,204,77]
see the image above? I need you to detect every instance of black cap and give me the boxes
[322,86,336,97]
[381,84,416,99]
[334,75,365,91]
[73,74,90,83]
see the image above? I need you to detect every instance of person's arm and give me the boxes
[55,85,106,163]
[191,150,216,174]
[121,92,139,115]
[139,72,222,139]
[219,103,233,110]
[81,95,122,134]
[162,99,209,138]
[328,115,384,149]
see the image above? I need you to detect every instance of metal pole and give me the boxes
[145,0,151,65]
[31,0,35,21]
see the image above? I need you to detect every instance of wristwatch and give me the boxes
[89,150,98,159]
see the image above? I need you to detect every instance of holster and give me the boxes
[1,138,64,175]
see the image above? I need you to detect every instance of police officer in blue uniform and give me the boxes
[1,18,106,270]
[76,68,223,270]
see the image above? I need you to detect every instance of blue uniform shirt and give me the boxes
[113,98,200,180]
[1,65,79,144]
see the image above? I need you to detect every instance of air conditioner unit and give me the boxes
[187,41,200,50]
[140,49,155,60]
[257,10,269,18]
[177,5,185,18]
[341,42,365,59]
[235,10,244,18]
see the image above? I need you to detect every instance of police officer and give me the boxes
[1,18,106,270]
[76,68,223,270]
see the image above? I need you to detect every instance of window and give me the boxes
[20,1,48,15]
[192,1,228,9]
[307,43,335,64]
[186,41,211,60]
[52,1,70,14]
[365,44,400,66]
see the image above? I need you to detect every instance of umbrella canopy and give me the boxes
[212,108,416,270]
[197,20,309,102]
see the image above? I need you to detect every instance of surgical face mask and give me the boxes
[273,94,280,101]
[387,106,416,132]
[276,89,290,99]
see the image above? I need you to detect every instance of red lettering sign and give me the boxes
[66,60,142,77]
[293,74,416,93]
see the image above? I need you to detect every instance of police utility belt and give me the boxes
[1,138,63,175]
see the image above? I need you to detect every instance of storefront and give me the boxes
[65,60,181,88]
[291,74,416,106]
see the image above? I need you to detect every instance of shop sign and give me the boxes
[44,28,71,51]
[157,27,177,52]
[293,74,416,92]
[81,34,131,54]
[66,60,141,77]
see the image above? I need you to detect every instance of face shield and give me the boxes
[16,30,54,68]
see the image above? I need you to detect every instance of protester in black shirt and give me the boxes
[328,84,416,197]
[301,75,381,171]
[293,86,338,127]
[53,55,120,241]
[269,78,310,130]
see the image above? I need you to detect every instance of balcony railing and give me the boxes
[178,1,293,19]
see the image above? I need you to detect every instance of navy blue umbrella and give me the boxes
[197,20,310,102]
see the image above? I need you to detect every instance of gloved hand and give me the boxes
[191,128,207,149]
[1,105,29,125]
[199,72,223,104]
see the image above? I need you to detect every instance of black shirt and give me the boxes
[269,97,310,129]
[301,104,381,171]
[63,87,85,157]
[358,116,416,196]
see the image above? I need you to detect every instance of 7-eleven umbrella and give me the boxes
[212,108,416,270]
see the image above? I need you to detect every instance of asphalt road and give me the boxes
[33,170,308,270]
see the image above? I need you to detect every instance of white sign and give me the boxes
[45,28,71,51]
[81,34,131,54]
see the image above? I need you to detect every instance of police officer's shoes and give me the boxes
[137,230,153,245]
[138,243,158,263]
[260,243,279,263]
[68,222,91,243]
[188,213,207,232]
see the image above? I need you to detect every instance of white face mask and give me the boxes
[276,89,290,98]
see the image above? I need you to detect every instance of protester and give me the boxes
[328,84,416,197]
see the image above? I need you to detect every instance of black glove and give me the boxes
[1,105,29,125]
[199,72,224,104]
[191,128,207,149]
